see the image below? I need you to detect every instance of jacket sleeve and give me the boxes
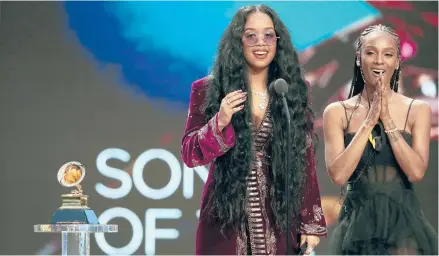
[181,78,235,168]
[298,132,328,236]
[299,80,327,236]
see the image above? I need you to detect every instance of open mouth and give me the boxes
[253,50,268,59]
[372,69,385,75]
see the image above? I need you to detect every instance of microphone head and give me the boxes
[274,78,289,95]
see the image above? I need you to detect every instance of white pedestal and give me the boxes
[34,224,118,255]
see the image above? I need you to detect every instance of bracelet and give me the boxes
[384,127,398,133]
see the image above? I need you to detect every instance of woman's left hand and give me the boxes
[300,235,320,255]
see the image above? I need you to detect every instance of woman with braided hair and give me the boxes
[323,24,438,254]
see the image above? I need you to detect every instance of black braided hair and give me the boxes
[348,24,402,99]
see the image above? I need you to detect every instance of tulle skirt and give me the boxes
[331,183,438,255]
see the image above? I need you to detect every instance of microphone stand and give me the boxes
[280,94,292,255]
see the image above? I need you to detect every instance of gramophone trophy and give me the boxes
[34,161,117,255]
[51,161,99,224]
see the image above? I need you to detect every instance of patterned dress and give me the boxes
[181,77,327,255]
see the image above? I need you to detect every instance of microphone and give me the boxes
[271,78,292,255]
[273,78,289,96]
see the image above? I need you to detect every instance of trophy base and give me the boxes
[51,209,99,224]
[62,232,90,255]
[51,193,99,224]
[35,224,118,256]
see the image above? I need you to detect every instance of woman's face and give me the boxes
[359,30,399,87]
[242,11,277,72]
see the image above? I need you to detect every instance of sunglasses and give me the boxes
[242,32,280,46]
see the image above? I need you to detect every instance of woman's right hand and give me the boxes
[365,78,382,127]
[218,90,247,131]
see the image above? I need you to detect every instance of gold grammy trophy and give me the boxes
[34,161,117,255]
[51,161,99,224]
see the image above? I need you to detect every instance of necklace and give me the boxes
[250,89,268,110]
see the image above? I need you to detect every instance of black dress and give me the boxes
[331,100,438,255]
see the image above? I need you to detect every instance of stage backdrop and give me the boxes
[0,1,437,255]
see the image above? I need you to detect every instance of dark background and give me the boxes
[0,1,436,255]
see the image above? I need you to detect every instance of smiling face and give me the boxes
[242,11,277,73]
[358,30,400,87]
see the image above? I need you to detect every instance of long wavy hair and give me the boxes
[203,4,314,233]
[348,24,402,100]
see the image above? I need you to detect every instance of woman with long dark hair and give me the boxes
[323,24,438,254]
[181,4,327,255]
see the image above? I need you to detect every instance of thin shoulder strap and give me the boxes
[404,99,415,131]
[339,101,352,131]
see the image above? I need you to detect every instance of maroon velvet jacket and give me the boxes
[181,77,327,255]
